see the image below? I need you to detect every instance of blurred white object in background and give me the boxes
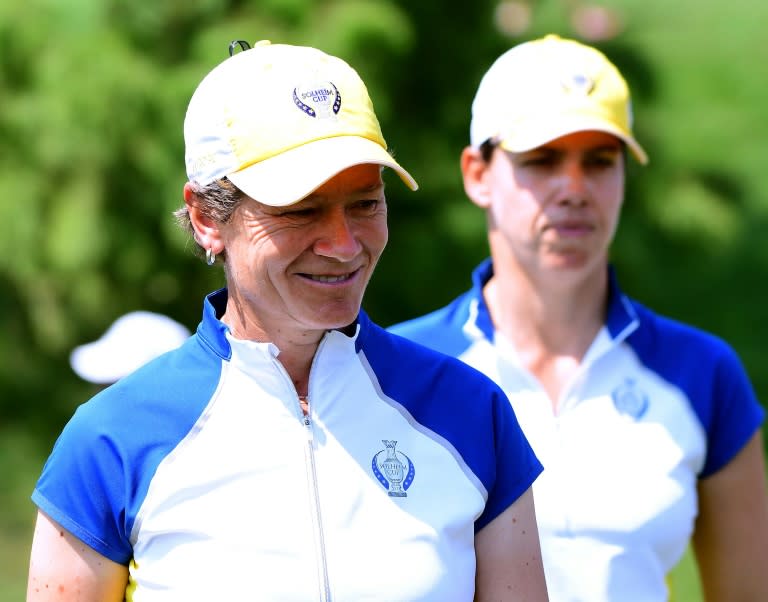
[70,311,190,384]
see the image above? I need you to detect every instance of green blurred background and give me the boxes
[2,0,766,599]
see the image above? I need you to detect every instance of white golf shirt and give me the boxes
[34,288,542,601]
[391,259,764,601]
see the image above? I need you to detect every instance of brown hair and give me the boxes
[479,139,496,163]
[174,179,245,260]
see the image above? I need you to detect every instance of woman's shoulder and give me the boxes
[628,298,743,368]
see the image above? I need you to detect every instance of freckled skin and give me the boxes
[27,511,128,601]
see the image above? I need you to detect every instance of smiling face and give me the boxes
[189,163,388,344]
[464,130,625,283]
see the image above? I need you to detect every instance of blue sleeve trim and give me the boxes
[31,489,131,565]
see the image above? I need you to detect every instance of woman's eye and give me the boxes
[347,199,381,215]
[521,156,555,167]
[283,207,316,218]
[585,155,618,168]
[356,200,379,210]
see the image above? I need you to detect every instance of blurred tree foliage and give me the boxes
[1,0,766,450]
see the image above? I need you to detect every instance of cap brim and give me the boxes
[497,116,648,165]
[227,136,418,206]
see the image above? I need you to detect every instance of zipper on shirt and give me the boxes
[272,339,332,601]
[304,416,332,601]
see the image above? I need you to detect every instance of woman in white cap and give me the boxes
[26,41,548,601]
[391,34,768,601]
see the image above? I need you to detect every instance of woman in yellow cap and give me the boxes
[391,34,768,601]
[26,40,548,601]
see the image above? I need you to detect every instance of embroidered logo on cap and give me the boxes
[560,73,595,96]
[292,81,341,119]
[372,440,415,497]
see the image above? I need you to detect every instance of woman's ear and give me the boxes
[183,182,225,255]
[460,146,493,210]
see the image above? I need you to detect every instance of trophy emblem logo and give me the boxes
[372,440,415,497]
[612,378,649,420]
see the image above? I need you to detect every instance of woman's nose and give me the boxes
[312,208,361,260]
[557,161,589,205]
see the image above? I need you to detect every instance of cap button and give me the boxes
[254,40,272,47]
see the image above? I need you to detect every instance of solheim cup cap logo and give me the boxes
[469,34,648,165]
[293,81,342,119]
[184,41,418,207]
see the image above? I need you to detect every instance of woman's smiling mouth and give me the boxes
[300,269,360,284]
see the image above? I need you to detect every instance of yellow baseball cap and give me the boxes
[470,34,648,164]
[184,41,418,206]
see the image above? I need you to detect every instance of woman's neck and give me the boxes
[483,254,609,406]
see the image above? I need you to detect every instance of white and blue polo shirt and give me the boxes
[390,258,764,601]
[33,288,542,601]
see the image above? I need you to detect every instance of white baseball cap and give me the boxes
[470,34,648,164]
[184,40,418,206]
[70,311,191,384]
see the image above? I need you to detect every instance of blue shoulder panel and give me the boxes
[360,312,541,531]
[389,259,495,353]
[32,291,231,564]
[625,300,764,477]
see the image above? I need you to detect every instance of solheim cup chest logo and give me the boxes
[611,378,649,420]
[292,80,342,120]
[372,440,415,497]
